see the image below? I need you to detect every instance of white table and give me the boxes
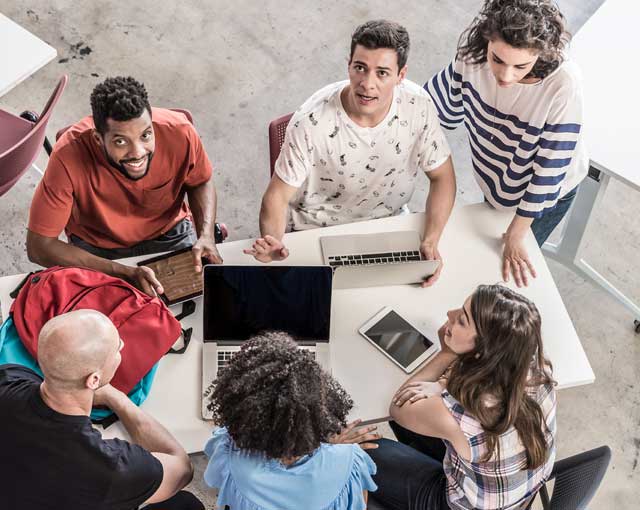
[0,13,57,97]
[544,0,640,329]
[0,204,594,453]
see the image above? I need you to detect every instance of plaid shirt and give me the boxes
[441,382,557,510]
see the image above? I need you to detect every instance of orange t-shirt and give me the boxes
[28,108,213,249]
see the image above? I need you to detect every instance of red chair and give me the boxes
[0,75,68,197]
[268,112,293,176]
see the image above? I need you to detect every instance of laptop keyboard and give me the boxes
[217,346,316,369]
[217,351,235,369]
[328,250,421,267]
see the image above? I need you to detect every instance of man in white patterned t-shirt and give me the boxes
[245,20,456,286]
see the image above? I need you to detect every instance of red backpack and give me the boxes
[10,266,191,394]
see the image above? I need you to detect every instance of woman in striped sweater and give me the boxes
[426,0,587,287]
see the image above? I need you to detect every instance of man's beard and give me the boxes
[103,148,154,181]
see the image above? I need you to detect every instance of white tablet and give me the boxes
[358,306,440,373]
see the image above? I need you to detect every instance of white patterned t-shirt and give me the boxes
[275,79,451,230]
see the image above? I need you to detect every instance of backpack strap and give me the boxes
[174,299,196,321]
[167,300,196,355]
[9,270,41,299]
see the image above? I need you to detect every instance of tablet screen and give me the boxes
[363,310,433,369]
[139,249,202,304]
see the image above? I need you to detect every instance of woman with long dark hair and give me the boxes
[426,0,587,288]
[368,285,557,509]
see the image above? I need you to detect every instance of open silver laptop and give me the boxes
[201,265,333,420]
[319,231,440,289]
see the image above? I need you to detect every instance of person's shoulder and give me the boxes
[316,442,371,472]
[0,364,42,391]
[151,107,200,140]
[397,79,442,131]
[542,60,583,98]
[292,81,346,124]
[100,436,163,477]
[50,115,96,166]
[56,115,95,145]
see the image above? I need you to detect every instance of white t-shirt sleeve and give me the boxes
[417,97,452,173]
[273,114,311,188]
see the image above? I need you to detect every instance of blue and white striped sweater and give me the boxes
[426,59,587,218]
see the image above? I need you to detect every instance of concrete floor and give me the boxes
[2,0,638,508]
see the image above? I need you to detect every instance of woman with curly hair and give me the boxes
[203,331,379,510]
[368,285,557,510]
[426,0,587,288]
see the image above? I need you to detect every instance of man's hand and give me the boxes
[93,384,126,409]
[328,419,381,450]
[419,239,443,287]
[392,381,443,407]
[502,233,537,287]
[126,265,164,297]
[243,235,289,263]
[192,235,223,273]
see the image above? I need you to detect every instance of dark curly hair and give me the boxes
[90,76,151,135]
[207,331,353,459]
[457,0,570,79]
[350,20,410,71]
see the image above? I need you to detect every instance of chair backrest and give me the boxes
[268,112,293,176]
[55,107,195,142]
[0,75,67,196]
[544,445,611,510]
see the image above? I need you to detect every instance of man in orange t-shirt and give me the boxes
[27,76,222,296]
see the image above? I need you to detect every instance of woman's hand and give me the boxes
[328,419,381,450]
[392,381,443,407]
[502,232,537,287]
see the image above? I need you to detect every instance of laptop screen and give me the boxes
[203,266,332,342]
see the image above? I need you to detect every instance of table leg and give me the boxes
[543,163,640,330]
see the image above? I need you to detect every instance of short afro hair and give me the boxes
[90,76,151,135]
[350,20,410,71]
[207,331,353,459]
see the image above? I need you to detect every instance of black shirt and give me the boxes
[0,364,163,510]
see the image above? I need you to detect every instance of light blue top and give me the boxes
[204,427,377,510]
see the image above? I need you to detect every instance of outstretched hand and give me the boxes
[243,235,289,263]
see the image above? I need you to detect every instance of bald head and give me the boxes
[38,310,121,391]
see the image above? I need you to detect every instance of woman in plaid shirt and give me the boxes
[368,284,556,509]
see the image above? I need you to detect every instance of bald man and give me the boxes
[0,310,203,510]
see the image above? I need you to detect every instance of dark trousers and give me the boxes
[367,421,449,510]
[142,490,204,510]
[69,217,197,260]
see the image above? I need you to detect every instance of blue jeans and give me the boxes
[530,186,578,246]
[69,217,197,260]
[367,421,448,510]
